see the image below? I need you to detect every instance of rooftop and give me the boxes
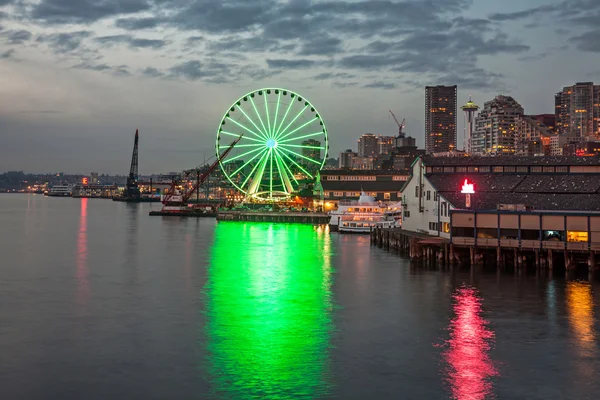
[422,155,600,166]
[321,169,409,176]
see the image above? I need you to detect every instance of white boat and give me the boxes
[329,192,402,234]
[47,184,73,197]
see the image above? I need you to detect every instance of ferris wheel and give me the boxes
[216,88,328,200]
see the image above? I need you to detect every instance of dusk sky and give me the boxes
[0,0,598,174]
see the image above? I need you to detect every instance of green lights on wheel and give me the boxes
[216,88,329,200]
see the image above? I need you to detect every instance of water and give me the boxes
[1,194,599,399]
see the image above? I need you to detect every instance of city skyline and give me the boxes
[1,0,599,173]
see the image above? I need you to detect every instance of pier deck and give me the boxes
[217,211,329,224]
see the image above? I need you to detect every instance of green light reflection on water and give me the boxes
[205,222,334,399]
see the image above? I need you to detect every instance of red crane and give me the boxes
[161,134,243,211]
[389,110,405,138]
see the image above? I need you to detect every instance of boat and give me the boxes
[46,184,73,197]
[329,192,402,233]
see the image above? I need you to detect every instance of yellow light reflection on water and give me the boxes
[205,222,334,399]
[566,281,596,352]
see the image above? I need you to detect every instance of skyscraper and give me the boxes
[555,82,600,138]
[471,95,524,155]
[357,133,379,157]
[425,85,457,154]
[301,139,321,162]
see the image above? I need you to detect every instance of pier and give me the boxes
[371,227,600,274]
[217,210,330,224]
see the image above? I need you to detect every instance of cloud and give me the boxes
[206,35,290,54]
[141,67,164,78]
[364,81,396,90]
[0,48,15,59]
[570,29,600,52]
[168,60,230,82]
[312,72,355,80]
[36,30,93,54]
[266,58,316,69]
[298,35,343,56]
[73,61,131,76]
[31,0,151,25]
[115,17,160,30]
[488,4,561,21]
[3,29,32,45]
[94,34,167,49]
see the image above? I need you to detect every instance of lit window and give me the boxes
[567,231,588,242]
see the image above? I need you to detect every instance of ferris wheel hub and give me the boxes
[266,138,277,149]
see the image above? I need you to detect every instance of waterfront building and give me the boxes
[471,95,524,155]
[425,85,457,154]
[514,115,556,156]
[400,155,600,242]
[358,133,379,157]
[555,82,600,138]
[460,96,480,154]
[320,169,410,202]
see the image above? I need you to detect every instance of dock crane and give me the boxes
[389,110,405,138]
[159,133,243,213]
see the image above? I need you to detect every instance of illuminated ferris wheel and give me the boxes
[216,88,328,200]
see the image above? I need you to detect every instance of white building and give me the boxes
[400,158,453,239]
[471,95,524,155]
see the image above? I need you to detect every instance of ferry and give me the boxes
[329,192,402,233]
[46,184,73,197]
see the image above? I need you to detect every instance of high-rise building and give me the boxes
[358,133,379,157]
[301,139,321,162]
[425,85,457,154]
[514,115,555,156]
[555,82,600,138]
[460,96,479,154]
[532,114,556,132]
[471,95,524,155]
[339,149,357,169]
[377,136,396,155]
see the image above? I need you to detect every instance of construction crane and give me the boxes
[389,110,405,138]
[160,133,243,212]
[123,129,141,201]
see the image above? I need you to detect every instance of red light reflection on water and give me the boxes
[76,198,90,308]
[443,286,498,400]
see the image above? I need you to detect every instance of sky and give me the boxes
[0,0,598,174]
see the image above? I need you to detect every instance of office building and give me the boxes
[339,149,357,169]
[425,85,457,154]
[378,136,396,155]
[301,139,321,162]
[514,115,555,156]
[358,133,379,157]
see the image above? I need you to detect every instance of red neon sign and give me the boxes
[461,179,475,194]
[82,177,89,185]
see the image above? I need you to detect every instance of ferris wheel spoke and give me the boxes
[220,130,263,143]
[248,150,270,195]
[231,147,269,176]
[277,148,314,179]
[249,97,269,138]
[264,96,272,138]
[278,131,324,144]
[219,143,263,149]
[221,146,265,164]
[274,100,295,139]
[275,148,299,185]
[274,151,294,193]
[226,117,267,141]
[279,144,325,150]
[278,146,322,165]
[275,105,308,141]
[240,151,268,189]
[235,106,268,141]
[272,92,281,137]
[276,117,318,143]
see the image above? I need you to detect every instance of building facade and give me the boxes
[471,95,524,155]
[425,85,457,154]
[555,82,600,138]
[378,136,396,155]
[358,133,379,157]
[514,115,555,156]
[339,149,357,169]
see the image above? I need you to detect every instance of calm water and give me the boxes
[1,194,600,399]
